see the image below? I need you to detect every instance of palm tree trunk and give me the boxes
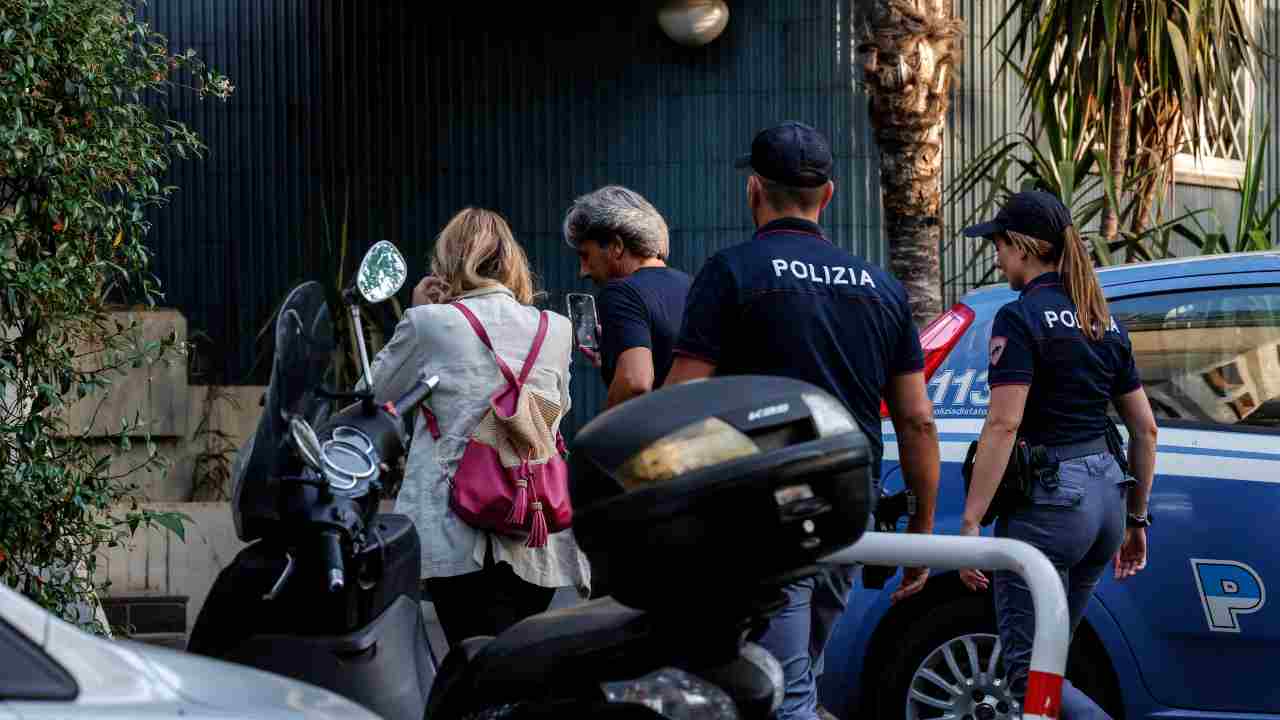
[1100,79,1133,248]
[1128,109,1182,247]
[861,0,963,327]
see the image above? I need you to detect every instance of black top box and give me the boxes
[570,376,875,611]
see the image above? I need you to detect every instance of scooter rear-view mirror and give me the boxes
[355,240,408,305]
[349,241,408,389]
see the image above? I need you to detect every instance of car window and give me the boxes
[1110,286,1280,429]
[0,618,77,700]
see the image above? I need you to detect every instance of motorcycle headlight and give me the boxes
[602,668,740,720]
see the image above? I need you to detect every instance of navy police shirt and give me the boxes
[988,272,1141,447]
[597,266,692,388]
[675,217,924,459]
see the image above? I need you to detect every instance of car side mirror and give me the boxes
[356,241,408,304]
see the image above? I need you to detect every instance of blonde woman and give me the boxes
[958,192,1158,719]
[366,208,589,647]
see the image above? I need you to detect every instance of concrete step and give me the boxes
[130,633,189,650]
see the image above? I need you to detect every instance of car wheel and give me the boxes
[872,594,1121,720]
[873,596,1012,720]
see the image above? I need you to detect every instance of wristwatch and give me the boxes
[1126,511,1152,528]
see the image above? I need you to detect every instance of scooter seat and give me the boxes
[426,597,650,717]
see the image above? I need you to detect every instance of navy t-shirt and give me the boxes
[988,271,1141,447]
[674,218,924,459]
[598,266,693,388]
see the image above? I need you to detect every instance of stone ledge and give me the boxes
[97,502,247,635]
[127,633,188,650]
[61,309,190,439]
[101,595,187,635]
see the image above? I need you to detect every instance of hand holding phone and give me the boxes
[566,293,600,353]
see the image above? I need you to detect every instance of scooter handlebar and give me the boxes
[391,373,439,418]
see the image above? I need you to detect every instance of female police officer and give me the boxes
[957,191,1158,719]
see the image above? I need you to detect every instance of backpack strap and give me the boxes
[419,405,442,440]
[517,311,550,386]
[452,301,519,389]
[452,302,550,390]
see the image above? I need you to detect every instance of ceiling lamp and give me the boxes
[658,0,730,48]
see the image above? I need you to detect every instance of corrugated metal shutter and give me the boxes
[139,1,885,437]
[942,0,1021,303]
[142,0,1268,433]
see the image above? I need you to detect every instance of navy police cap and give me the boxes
[962,191,1073,249]
[735,121,833,188]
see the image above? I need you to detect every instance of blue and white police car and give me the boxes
[821,252,1280,720]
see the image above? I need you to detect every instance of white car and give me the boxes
[0,582,381,719]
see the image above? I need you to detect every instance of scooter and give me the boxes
[187,241,880,719]
[188,242,440,719]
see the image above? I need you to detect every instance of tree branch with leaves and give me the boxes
[0,0,230,631]
[994,0,1260,257]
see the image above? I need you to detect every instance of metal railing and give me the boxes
[823,531,1070,720]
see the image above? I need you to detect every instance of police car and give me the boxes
[821,252,1280,720]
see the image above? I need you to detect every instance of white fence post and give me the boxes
[823,531,1070,719]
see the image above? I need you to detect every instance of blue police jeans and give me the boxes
[753,565,858,720]
[994,451,1127,720]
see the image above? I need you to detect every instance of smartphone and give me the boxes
[566,293,599,351]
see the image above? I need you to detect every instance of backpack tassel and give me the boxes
[507,464,530,526]
[527,500,549,548]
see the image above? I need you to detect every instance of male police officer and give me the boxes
[665,122,941,720]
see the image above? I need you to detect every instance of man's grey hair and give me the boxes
[562,185,670,260]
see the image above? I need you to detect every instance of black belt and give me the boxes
[1041,436,1110,464]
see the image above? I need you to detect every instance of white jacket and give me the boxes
[367,284,591,595]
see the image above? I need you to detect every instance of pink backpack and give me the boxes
[444,301,572,548]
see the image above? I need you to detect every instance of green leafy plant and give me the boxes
[188,385,238,501]
[1175,120,1280,254]
[943,0,1258,290]
[0,0,229,631]
[994,0,1260,251]
[186,331,238,502]
[944,81,1207,288]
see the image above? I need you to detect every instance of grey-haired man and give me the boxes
[563,186,691,409]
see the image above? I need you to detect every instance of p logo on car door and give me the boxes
[1192,559,1266,633]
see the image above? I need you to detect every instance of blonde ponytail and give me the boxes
[1005,227,1110,340]
[1058,226,1109,340]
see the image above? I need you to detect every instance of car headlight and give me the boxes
[602,667,740,719]
[802,392,856,437]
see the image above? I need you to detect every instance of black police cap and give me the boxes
[962,191,1073,249]
[735,122,833,188]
